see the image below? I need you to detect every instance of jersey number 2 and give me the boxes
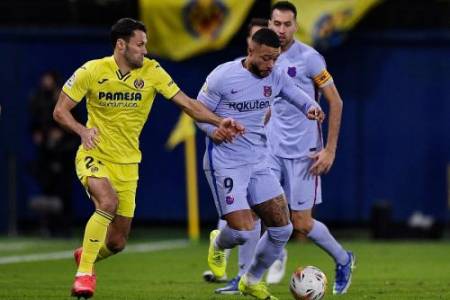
[85,156,94,169]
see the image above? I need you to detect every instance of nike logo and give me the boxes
[98,78,108,84]
[89,239,100,242]
[231,89,239,94]
[297,201,306,205]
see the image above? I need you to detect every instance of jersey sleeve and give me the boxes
[306,52,333,88]
[196,72,222,111]
[62,62,94,102]
[196,121,216,137]
[154,65,180,100]
[195,71,223,136]
[278,70,321,115]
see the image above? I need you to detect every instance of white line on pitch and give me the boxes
[0,239,189,265]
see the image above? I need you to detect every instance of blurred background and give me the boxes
[0,0,449,240]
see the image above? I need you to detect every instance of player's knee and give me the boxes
[267,223,293,245]
[97,196,118,214]
[292,216,314,236]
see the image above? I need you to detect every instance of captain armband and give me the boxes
[313,70,333,87]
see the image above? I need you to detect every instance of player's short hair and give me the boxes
[246,18,269,37]
[111,18,147,49]
[271,1,297,19]
[251,28,280,48]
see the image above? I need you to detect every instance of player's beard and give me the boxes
[249,62,269,78]
[124,47,143,69]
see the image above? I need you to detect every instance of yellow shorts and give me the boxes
[75,150,139,218]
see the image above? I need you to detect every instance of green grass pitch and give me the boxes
[0,234,449,300]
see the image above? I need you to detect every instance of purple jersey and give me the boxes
[266,40,333,158]
[197,59,319,170]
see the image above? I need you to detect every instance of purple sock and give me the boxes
[246,223,293,281]
[238,219,261,276]
[307,219,348,265]
[217,219,227,231]
[216,225,251,249]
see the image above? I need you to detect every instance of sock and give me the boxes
[77,209,113,274]
[96,243,114,262]
[247,223,293,282]
[278,247,287,261]
[215,225,251,249]
[307,219,348,265]
[238,219,261,277]
[217,219,231,259]
[217,219,227,231]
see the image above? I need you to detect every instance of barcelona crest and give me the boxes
[287,66,297,77]
[263,86,272,97]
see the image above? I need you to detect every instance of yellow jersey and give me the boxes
[62,56,180,164]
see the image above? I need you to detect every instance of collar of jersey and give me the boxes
[109,55,133,80]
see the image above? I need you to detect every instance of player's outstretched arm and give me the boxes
[210,128,231,144]
[280,71,325,122]
[217,118,245,142]
[53,91,99,150]
[171,90,222,126]
[309,83,343,175]
[171,90,245,138]
[196,122,234,144]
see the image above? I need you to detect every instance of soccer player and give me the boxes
[197,28,324,300]
[202,18,270,294]
[53,18,244,299]
[265,1,355,294]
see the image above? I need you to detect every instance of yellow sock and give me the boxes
[96,244,114,262]
[78,209,113,274]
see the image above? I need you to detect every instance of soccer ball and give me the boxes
[289,266,327,300]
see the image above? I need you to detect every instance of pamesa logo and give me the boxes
[98,91,142,108]
[98,92,142,101]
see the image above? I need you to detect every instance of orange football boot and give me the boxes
[71,275,96,299]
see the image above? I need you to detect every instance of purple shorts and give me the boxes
[266,153,322,211]
[204,161,284,217]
